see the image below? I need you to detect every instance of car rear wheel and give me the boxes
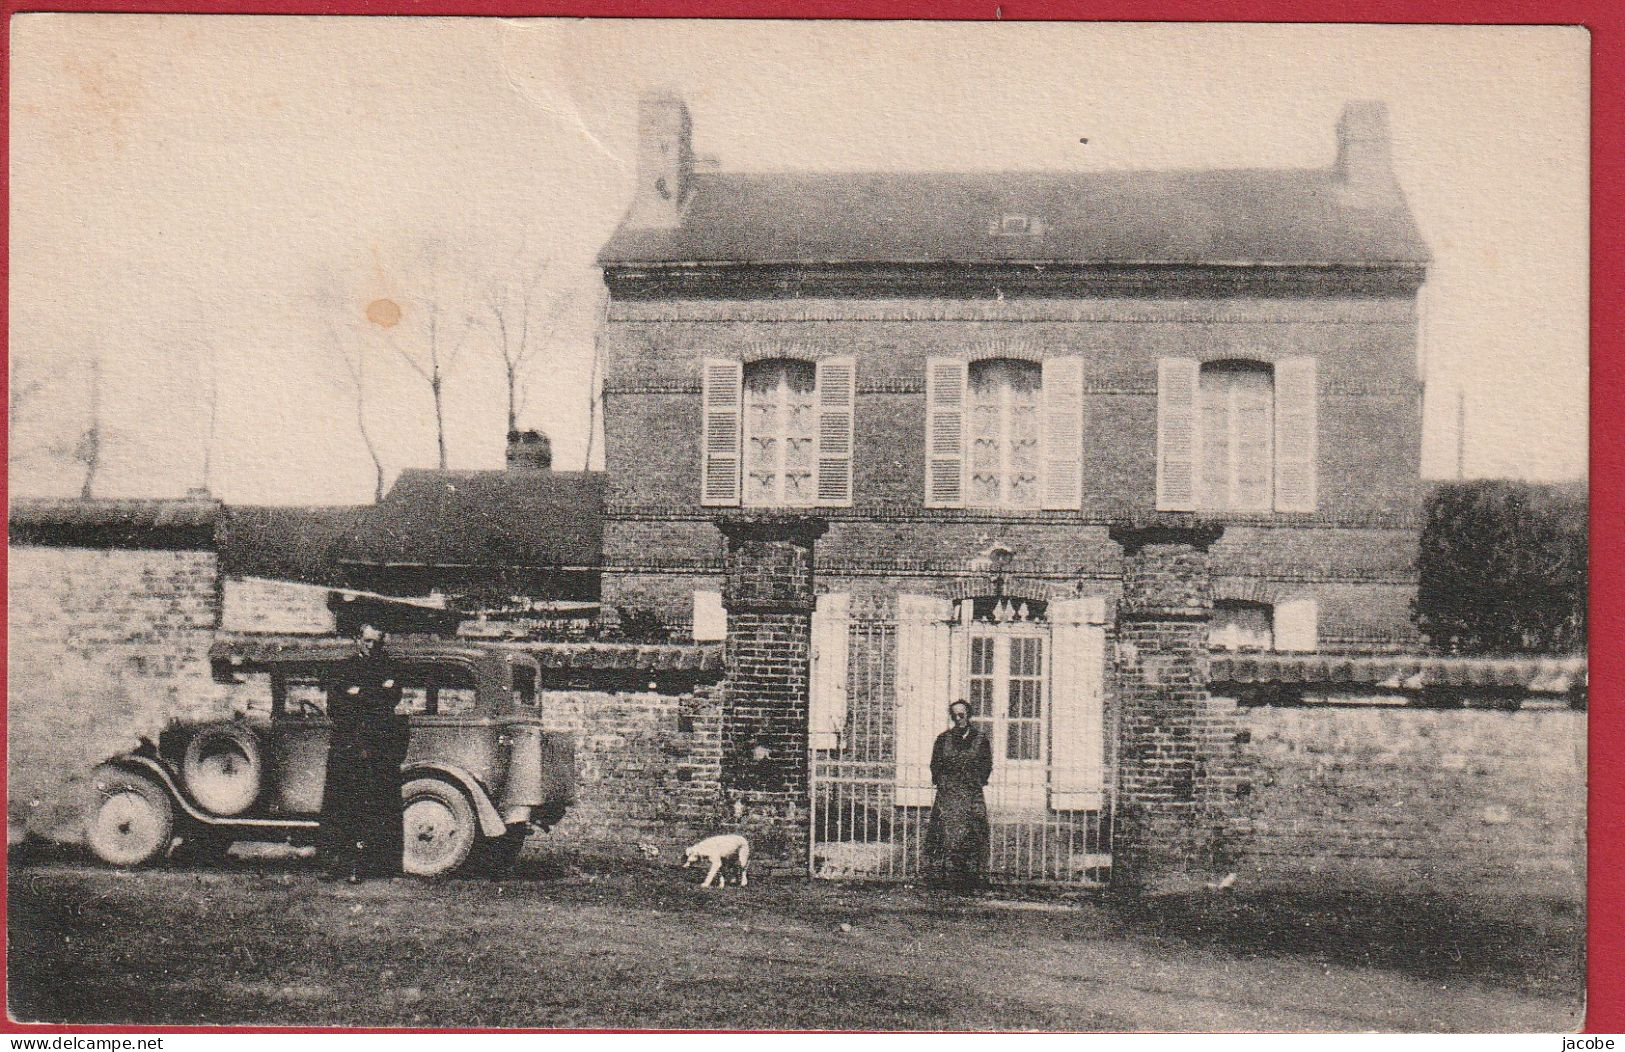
[85,767,174,868]
[400,778,477,878]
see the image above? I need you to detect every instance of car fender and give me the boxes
[100,755,317,831]
[402,762,506,838]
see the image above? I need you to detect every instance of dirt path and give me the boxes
[6,856,1583,1031]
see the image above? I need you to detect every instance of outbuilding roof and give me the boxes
[340,469,605,570]
[598,168,1430,269]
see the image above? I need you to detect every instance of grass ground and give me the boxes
[5,847,1585,1032]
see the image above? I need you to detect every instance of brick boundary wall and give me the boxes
[8,500,229,841]
[1230,702,1585,900]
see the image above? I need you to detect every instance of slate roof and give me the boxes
[218,505,367,583]
[598,169,1430,268]
[340,469,605,570]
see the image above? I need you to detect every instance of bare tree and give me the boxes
[384,252,475,471]
[10,354,106,495]
[326,325,387,502]
[75,359,103,499]
[483,261,573,436]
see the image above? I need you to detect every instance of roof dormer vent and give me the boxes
[989,214,1044,237]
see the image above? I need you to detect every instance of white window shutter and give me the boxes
[1156,358,1200,511]
[809,592,852,750]
[691,590,727,642]
[1156,358,1200,512]
[894,593,953,805]
[924,358,967,508]
[700,358,743,507]
[1274,357,1318,512]
[1041,356,1085,510]
[1047,596,1108,810]
[1273,596,1318,652]
[814,357,856,507]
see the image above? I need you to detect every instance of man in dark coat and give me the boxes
[318,624,408,881]
[924,699,993,891]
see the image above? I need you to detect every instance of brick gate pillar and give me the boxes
[716,513,827,875]
[1108,524,1242,894]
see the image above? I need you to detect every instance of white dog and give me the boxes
[683,834,751,888]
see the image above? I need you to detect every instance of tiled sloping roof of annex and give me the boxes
[598,169,1430,268]
[340,469,605,570]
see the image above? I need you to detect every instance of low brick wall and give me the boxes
[9,541,229,840]
[541,686,729,865]
[1235,703,1585,899]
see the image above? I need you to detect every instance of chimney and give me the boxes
[1333,100,1399,204]
[626,92,694,230]
[507,429,552,471]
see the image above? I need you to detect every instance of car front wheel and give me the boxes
[85,766,174,868]
[400,778,477,878]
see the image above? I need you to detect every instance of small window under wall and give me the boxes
[1211,600,1274,652]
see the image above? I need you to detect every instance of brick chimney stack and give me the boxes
[507,429,552,471]
[1333,100,1400,204]
[626,91,694,230]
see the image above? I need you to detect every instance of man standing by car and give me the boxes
[924,699,993,891]
[319,623,407,882]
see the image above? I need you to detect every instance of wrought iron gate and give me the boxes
[809,607,1113,886]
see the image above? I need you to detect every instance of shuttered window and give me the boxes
[814,358,856,507]
[1160,357,1318,514]
[1199,361,1274,513]
[809,592,852,750]
[1273,358,1318,512]
[700,359,743,507]
[743,360,817,507]
[924,359,968,508]
[967,360,1042,509]
[1156,359,1200,511]
[1041,356,1085,510]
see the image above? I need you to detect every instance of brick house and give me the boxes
[595,93,1430,881]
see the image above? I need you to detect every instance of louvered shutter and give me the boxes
[700,358,743,507]
[924,358,967,508]
[1048,596,1108,811]
[1273,596,1319,652]
[1274,357,1318,512]
[814,357,855,507]
[895,594,953,805]
[691,590,726,642]
[809,592,852,750]
[1041,356,1085,510]
[1156,358,1200,511]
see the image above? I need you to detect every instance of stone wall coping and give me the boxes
[1212,652,1587,694]
[10,497,221,550]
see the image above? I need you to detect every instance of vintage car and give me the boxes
[83,637,576,878]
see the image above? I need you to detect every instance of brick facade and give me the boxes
[599,294,1425,649]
